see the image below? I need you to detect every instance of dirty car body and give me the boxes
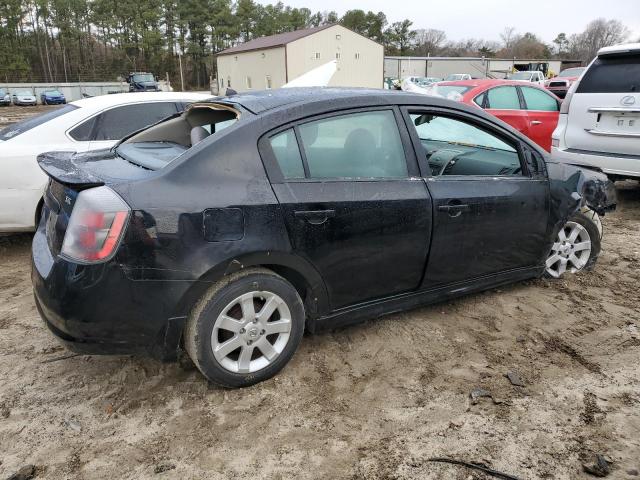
[31,88,616,376]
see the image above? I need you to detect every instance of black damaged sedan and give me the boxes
[32,88,616,387]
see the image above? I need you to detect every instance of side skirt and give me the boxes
[309,266,543,332]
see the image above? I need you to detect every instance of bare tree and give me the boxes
[414,28,446,56]
[500,26,517,55]
[569,18,630,62]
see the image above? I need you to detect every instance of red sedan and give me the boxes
[430,79,561,151]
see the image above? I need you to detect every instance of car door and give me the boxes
[477,85,530,135]
[86,102,180,150]
[401,107,549,288]
[519,86,560,152]
[261,108,433,310]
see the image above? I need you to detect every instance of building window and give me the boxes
[336,52,341,59]
[261,52,266,58]
[355,53,360,60]
[315,52,320,59]
[234,56,238,61]
[265,75,272,89]
[336,34,341,40]
[246,76,252,89]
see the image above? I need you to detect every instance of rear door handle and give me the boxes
[294,209,336,225]
[530,120,542,125]
[437,204,470,218]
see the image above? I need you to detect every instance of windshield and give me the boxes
[431,85,472,101]
[16,90,33,95]
[445,74,465,81]
[132,74,155,83]
[45,90,62,96]
[559,67,585,77]
[0,104,78,141]
[511,72,533,80]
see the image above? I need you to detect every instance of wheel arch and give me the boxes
[171,251,329,330]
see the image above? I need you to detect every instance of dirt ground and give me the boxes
[0,109,639,480]
[0,105,57,130]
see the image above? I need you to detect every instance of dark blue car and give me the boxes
[40,89,66,105]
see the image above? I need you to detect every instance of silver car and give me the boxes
[0,89,10,106]
[12,90,37,106]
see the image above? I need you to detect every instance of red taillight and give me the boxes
[61,186,130,263]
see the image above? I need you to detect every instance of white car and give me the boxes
[509,71,545,86]
[552,43,640,181]
[444,73,472,81]
[0,92,211,232]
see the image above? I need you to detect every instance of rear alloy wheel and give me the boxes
[185,269,304,387]
[212,291,292,374]
[545,212,601,278]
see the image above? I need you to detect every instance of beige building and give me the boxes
[216,25,383,93]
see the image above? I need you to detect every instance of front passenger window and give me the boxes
[409,114,523,176]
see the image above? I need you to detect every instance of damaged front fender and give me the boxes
[547,161,616,220]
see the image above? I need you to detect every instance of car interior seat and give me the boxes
[190,126,210,146]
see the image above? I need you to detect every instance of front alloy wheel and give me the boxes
[545,220,592,278]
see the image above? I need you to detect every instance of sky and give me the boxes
[256,0,640,44]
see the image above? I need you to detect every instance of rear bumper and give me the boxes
[31,226,189,359]
[551,147,640,178]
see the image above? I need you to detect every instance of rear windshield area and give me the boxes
[115,103,239,170]
[577,55,640,93]
[0,104,78,141]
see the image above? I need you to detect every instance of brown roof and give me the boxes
[217,24,335,56]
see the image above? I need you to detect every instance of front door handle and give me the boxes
[294,209,336,225]
[437,204,470,218]
[530,120,543,125]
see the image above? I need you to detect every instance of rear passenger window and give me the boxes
[409,113,523,176]
[521,87,559,111]
[93,102,178,141]
[270,129,305,179]
[486,86,520,110]
[69,116,97,141]
[298,110,408,179]
[473,92,486,107]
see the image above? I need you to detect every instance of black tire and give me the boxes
[545,210,601,278]
[185,268,305,388]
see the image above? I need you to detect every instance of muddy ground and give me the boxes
[0,107,639,479]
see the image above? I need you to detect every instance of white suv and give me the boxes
[552,43,640,181]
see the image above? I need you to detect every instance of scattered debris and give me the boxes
[154,463,176,474]
[582,454,611,477]
[427,457,521,480]
[6,464,36,480]
[626,468,639,476]
[64,419,81,432]
[470,388,492,404]
[581,392,605,425]
[40,353,82,364]
[505,370,525,387]
[470,388,505,405]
